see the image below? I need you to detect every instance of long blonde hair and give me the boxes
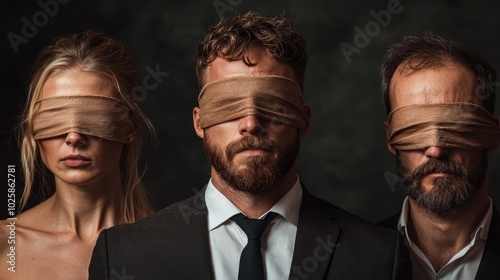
[19,30,155,222]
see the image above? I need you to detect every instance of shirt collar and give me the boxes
[397,196,494,247]
[472,197,493,241]
[205,176,303,231]
[397,197,413,247]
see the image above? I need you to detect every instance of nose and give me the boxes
[65,132,89,148]
[424,146,449,159]
[238,115,265,136]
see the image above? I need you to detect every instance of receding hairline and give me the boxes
[388,58,480,107]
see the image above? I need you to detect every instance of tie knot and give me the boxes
[230,212,279,240]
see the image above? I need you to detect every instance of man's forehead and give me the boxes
[204,55,296,84]
[389,62,478,109]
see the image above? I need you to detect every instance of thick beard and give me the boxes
[203,134,299,194]
[398,154,486,218]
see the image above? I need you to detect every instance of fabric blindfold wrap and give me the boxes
[387,103,500,150]
[198,75,306,129]
[33,95,133,143]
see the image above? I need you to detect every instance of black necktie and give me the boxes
[230,212,279,280]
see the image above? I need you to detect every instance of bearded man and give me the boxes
[89,12,410,280]
[379,32,500,280]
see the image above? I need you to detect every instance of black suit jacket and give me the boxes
[89,187,411,279]
[378,205,500,280]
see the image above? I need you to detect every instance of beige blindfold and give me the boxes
[387,103,500,150]
[33,95,133,143]
[198,75,306,129]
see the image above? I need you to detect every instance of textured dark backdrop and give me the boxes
[2,0,500,222]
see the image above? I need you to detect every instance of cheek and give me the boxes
[275,127,299,144]
[453,151,483,167]
[98,142,124,164]
[206,125,236,146]
[95,141,124,168]
[398,151,424,170]
[38,140,59,166]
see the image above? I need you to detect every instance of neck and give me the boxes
[211,166,297,219]
[45,168,125,240]
[406,183,490,272]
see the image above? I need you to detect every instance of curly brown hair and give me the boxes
[196,11,308,89]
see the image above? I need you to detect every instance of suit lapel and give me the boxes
[475,206,500,280]
[289,190,340,280]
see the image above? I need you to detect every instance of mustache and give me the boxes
[226,136,277,160]
[402,158,475,189]
[410,158,467,178]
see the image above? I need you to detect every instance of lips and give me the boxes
[236,145,273,156]
[425,169,459,177]
[238,146,271,152]
[427,172,452,177]
[61,154,91,167]
[237,149,270,156]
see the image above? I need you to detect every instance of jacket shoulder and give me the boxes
[107,190,207,236]
[89,190,212,279]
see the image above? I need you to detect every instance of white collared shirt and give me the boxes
[398,196,493,280]
[205,177,302,280]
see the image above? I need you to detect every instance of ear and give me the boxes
[384,121,397,155]
[125,123,137,143]
[193,107,205,139]
[299,105,311,138]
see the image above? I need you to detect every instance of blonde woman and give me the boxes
[0,30,155,279]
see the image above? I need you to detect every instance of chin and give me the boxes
[56,173,98,186]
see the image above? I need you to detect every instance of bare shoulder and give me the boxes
[0,204,91,279]
[0,204,48,256]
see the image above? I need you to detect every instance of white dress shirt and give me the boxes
[205,177,302,280]
[398,196,493,280]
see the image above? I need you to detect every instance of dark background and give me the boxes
[2,0,500,222]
